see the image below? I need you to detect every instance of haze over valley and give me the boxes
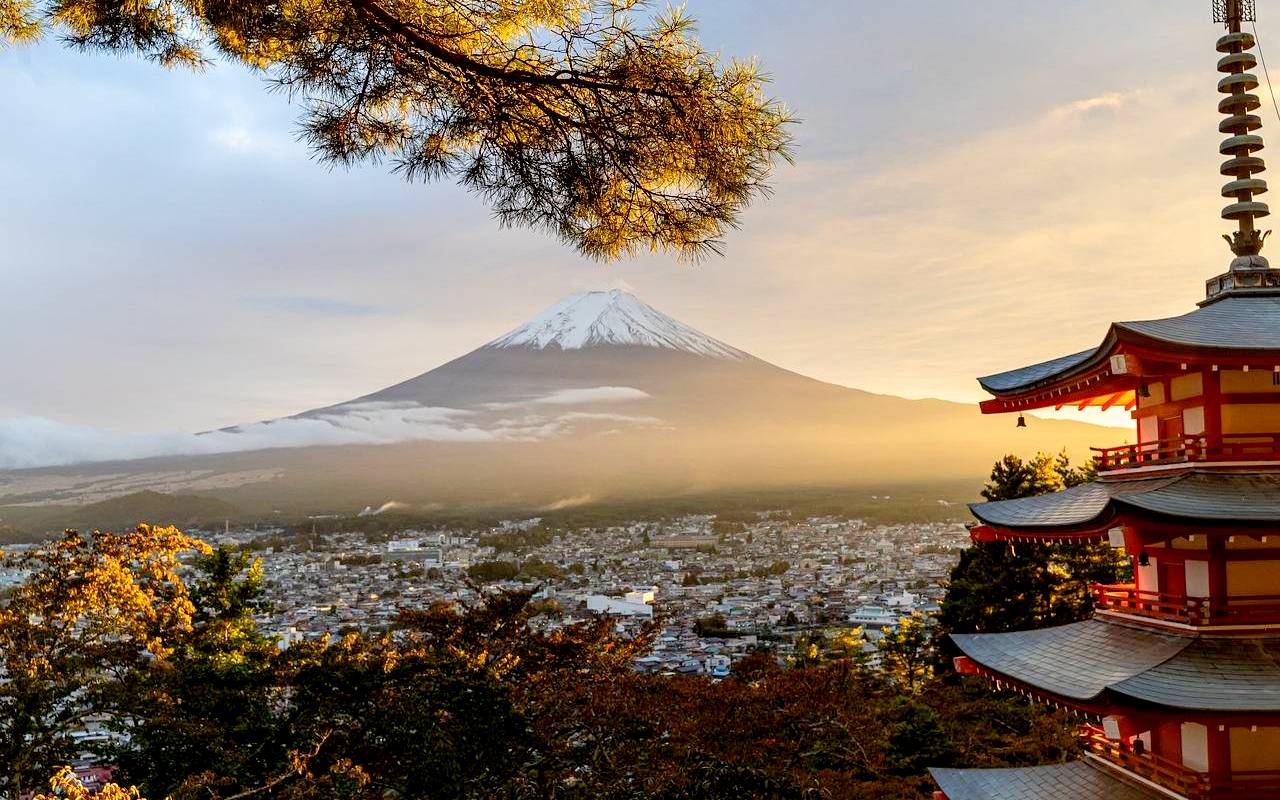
[0,291,1114,528]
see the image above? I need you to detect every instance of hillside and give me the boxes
[32,490,242,533]
[0,291,1121,523]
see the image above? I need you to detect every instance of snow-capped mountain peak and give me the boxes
[486,290,748,359]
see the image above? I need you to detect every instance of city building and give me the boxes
[932,4,1280,798]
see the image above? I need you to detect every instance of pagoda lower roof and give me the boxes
[930,761,1159,800]
[969,471,1280,533]
[950,618,1280,712]
[978,295,1280,397]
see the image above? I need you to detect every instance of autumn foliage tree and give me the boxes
[0,526,209,799]
[33,768,143,800]
[2,0,792,260]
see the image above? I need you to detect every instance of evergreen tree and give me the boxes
[883,699,956,776]
[940,451,1128,635]
[3,0,792,260]
[105,547,282,798]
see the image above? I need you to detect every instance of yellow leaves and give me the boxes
[34,768,144,800]
[2,525,209,667]
[1,0,43,42]
[19,0,791,258]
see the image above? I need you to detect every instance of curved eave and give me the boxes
[970,522,1115,543]
[967,479,1162,533]
[950,619,1280,713]
[978,335,1122,414]
[949,619,1186,706]
[969,473,1280,538]
[977,296,1280,412]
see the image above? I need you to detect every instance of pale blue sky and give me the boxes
[0,1,1252,432]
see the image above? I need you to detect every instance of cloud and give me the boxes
[357,501,409,516]
[212,126,256,150]
[244,295,392,317]
[482,386,652,410]
[1050,91,1129,119]
[0,407,494,469]
[538,494,595,511]
[0,398,669,469]
[531,386,651,405]
[208,121,296,157]
[556,411,665,427]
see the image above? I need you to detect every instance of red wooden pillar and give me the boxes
[1208,536,1227,603]
[1208,723,1232,784]
[1203,367,1223,452]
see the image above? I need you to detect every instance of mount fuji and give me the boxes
[486,290,748,358]
[0,291,1110,518]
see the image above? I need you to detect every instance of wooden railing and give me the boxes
[1092,433,1280,472]
[1083,725,1207,797]
[1092,584,1280,627]
[1084,726,1280,799]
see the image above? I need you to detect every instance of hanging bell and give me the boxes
[1016,413,1027,428]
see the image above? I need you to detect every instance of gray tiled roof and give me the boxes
[1117,295,1280,349]
[969,472,1280,530]
[951,619,1280,712]
[968,481,1124,529]
[950,619,1189,701]
[1111,637,1280,711]
[1119,472,1280,520]
[978,349,1097,394]
[930,761,1158,800]
[978,295,1280,396]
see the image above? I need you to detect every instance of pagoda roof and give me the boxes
[969,471,1280,534]
[930,761,1158,800]
[950,618,1280,712]
[978,295,1280,398]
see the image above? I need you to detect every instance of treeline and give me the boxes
[478,526,558,553]
[267,482,979,545]
[468,557,576,583]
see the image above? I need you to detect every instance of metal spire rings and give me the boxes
[1218,25,1272,262]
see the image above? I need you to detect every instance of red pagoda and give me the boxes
[930,3,1280,799]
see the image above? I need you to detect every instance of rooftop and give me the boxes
[950,617,1280,712]
[930,761,1159,800]
[969,471,1280,534]
[979,295,1280,400]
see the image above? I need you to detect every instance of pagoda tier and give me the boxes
[970,472,1280,539]
[930,6,1280,799]
[979,295,1280,477]
[946,619,1280,799]
[950,619,1280,714]
[970,473,1280,634]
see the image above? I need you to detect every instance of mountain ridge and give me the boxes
[0,290,1118,517]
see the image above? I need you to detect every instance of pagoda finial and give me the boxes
[1215,0,1273,267]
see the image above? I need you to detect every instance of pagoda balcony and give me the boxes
[1083,726,1280,799]
[1092,583,1280,627]
[1092,434,1280,473]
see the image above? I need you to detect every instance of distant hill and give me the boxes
[0,291,1119,520]
[38,490,241,533]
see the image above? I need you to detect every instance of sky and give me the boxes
[0,0,1259,435]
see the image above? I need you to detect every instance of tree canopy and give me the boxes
[939,450,1129,636]
[2,0,793,260]
[2,523,1078,800]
